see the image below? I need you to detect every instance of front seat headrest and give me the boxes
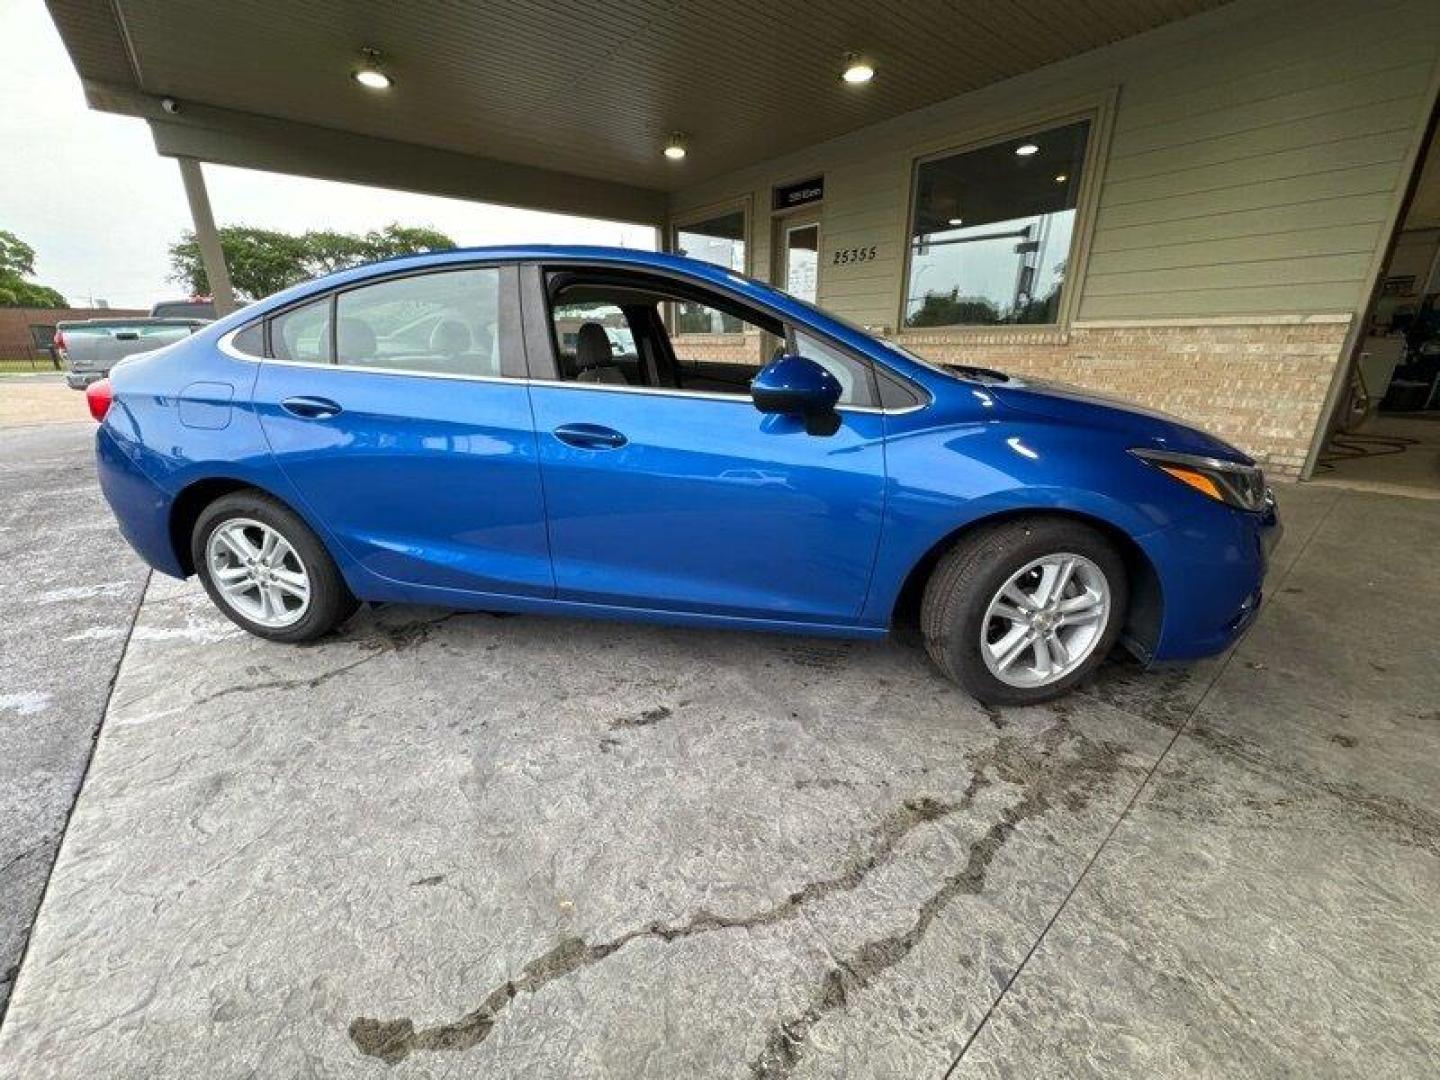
[430,319,471,357]
[337,318,377,361]
[574,322,614,371]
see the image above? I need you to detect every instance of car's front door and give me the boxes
[526,267,887,625]
[250,265,553,598]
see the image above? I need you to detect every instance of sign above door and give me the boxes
[773,176,824,211]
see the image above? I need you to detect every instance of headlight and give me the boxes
[1130,448,1269,512]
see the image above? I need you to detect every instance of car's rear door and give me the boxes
[249,264,553,598]
[523,265,886,626]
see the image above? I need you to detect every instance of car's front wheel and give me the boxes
[921,517,1127,706]
[192,491,357,643]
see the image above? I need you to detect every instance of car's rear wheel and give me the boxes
[921,517,1127,706]
[192,491,357,643]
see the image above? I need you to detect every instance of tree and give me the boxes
[905,290,1000,328]
[0,230,67,308]
[168,223,459,301]
[359,224,455,263]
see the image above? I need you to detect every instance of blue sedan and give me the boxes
[88,246,1279,705]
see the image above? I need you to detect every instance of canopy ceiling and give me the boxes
[48,0,1231,218]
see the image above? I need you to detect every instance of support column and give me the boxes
[175,156,237,316]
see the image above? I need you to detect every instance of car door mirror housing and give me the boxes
[751,355,842,422]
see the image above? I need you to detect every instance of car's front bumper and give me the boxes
[1138,495,1281,663]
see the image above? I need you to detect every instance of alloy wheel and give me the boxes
[205,517,312,629]
[979,553,1111,689]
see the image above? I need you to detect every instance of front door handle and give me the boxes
[281,395,342,419]
[553,423,627,450]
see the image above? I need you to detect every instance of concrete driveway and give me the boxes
[0,422,148,1018]
[1,462,1437,1077]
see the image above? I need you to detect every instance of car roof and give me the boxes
[237,247,763,316]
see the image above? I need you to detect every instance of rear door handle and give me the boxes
[280,395,342,419]
[552,423,627,450]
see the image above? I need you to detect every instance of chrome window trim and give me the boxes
[218,325,928,414]
[522,377,902,414]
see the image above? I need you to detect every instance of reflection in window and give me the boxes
[905,120,1090,328]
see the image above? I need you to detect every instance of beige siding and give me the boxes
[668,0,1440,328]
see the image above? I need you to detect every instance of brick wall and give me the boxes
[0,307,148,360]
[895,315,1351,477]
[671,330,770,365]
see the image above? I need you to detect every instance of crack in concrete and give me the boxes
[189,655,377,706]
[349,719,1129,1070]
[610,704,672,729]
[188,614,462,706]
[348,782,990,1065]
[748,720,1127,1079]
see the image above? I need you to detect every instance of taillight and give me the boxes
[53,328,68,359]
[86,378,114,422]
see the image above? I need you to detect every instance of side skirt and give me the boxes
[351,575,888,641]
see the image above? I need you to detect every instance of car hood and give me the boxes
[989,376,1253,464]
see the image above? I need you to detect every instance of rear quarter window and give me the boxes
[232,323,264,357]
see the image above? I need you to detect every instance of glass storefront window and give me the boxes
[672,208,747,333]
[904,119,1090,328]
[673,209,746,273]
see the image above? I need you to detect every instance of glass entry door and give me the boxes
[777,217,821,303]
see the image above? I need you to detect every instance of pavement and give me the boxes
[0,423,148,1018]
[0,376,86,429]
[1,423,1437,1077]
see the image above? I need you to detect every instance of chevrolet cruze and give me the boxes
[88,247,1279,705]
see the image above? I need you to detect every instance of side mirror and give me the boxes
[751,355,842,434]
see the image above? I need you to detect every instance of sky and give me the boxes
[0,0,655,310]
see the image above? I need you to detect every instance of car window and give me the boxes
[232,322,264,357]
[335,268,502,377]
[545,272,882,407]
[271,298,332,364]
[793,330,877,408]
[547,273,782,396]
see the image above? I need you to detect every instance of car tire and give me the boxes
[192,490,358,643]
[920,516,1127,707]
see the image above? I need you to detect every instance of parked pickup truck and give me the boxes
[57,318,209,389]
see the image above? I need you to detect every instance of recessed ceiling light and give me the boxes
[947,217,963,226]
[353,48,392,90]
[1015,143,1039,156]
[664,133,688,160]
[1054,173,1068,183]
[842,54,875,84]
